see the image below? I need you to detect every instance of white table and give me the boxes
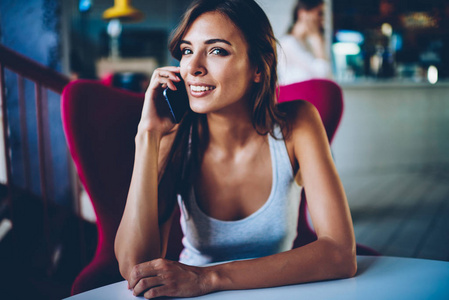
[64,256,449,300]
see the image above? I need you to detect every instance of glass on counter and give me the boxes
[332,0,449,83]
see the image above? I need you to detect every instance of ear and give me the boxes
[253,67,262,83]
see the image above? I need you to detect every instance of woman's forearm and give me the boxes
[206,237,357,292]
[115,130,163,279]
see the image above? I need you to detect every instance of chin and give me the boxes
[189,102,213,115]
[190,107,209,116]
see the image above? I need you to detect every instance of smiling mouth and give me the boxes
[190,85,216,92]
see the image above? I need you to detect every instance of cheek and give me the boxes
[179,55,194,77]
[222,70,253,98]
[179,61,188,78]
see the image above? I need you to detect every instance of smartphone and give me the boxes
[163,77,190,123]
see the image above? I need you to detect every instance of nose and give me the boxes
[186,54,207,77]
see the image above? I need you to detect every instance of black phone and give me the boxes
[163,77,190,123]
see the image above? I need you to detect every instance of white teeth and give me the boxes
[191,85,215,92]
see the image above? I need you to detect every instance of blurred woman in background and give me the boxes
[278,0,332,85]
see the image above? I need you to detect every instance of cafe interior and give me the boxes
[0,0,448,299]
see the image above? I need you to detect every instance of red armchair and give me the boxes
[62,78,377,295]
[61,80,182,295]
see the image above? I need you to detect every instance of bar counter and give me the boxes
[332,79,449,175]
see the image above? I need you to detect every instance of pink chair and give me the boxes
[277,79,379,255]
[277,79,343,144]
[62,78,377,295]
[61,80,183,295]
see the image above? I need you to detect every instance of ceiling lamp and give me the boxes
[102,0,144,22]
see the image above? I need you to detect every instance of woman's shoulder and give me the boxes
[278,34,296,45]
[276,100,324,173]
[278,100,320,125]
[278,100,323,141]
[278,34,304,51]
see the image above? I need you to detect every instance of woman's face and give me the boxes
[179,11,260,116]
[300,4,325,30]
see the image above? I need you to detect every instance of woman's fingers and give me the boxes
[138,66,184,133]
[128,261,159,289]
[127,259,211,299]
[132,275,163,297]
[129,259,169,297]
[157,76,177,91]
[143,285,168,299]
[149,67,181,91]
[157,69,181,80]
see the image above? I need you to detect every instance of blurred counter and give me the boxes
[339,79,449,89]
[332,80,449,175]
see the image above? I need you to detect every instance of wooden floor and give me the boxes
[340,168,449,262]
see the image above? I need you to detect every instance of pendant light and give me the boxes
[102,0,144,22]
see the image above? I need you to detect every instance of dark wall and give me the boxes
[68,0,193,79]
[0,0,196,208]
[0,0,72,207]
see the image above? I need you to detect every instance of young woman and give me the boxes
[278,0,332,84]
[114,0,356,298]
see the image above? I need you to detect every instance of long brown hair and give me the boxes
[158,0,286,223]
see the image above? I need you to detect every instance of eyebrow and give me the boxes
[180,38,232,46]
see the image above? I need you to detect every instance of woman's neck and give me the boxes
[202,106,261,154]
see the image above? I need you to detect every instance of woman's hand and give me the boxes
[138,66,183,136]
[128,258,214,299]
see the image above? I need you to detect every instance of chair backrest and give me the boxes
[277,79,344,248]
[61,80,184,295]
[277,79,343,143]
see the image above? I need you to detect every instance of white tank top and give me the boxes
[177,126,302,266]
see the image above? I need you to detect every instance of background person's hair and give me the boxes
[156,0,287,222]
[287,0,324,33]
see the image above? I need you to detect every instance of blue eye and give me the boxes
[181,48,192,55]
[211,48,228,56]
